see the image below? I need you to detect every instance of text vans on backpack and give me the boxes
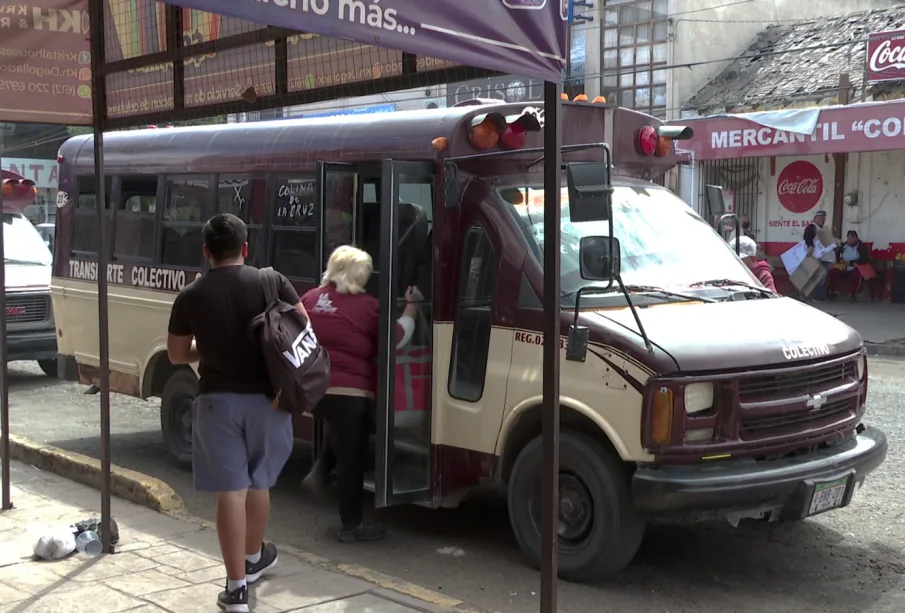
[249,267,331,415]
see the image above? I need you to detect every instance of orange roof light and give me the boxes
[573,94,588,102]
[591,96,607,104]
[467,110,542,152]
[561,92,569,100]
[431,137,448,151]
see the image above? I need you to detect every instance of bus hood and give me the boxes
[5,263,51,290]
[592,297,862,372]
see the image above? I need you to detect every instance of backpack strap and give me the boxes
[259,267,280,306]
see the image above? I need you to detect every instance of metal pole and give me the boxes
[540,80,562,613]
[0,154,11,511]
[88,0,112,553]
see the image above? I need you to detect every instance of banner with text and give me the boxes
[0,0,92,124]
[670,99,905,160]
[157,0,569,82]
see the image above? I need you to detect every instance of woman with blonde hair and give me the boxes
[300,245,420,543]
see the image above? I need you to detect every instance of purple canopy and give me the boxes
[159,0,569,82]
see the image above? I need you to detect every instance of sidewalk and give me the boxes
[809,300,905,356]
[0,460,447,613]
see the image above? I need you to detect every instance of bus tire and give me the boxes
[507,431,645,582]
[160,369,197,470]
[37,359,57,378]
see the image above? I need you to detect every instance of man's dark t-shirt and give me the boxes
[167,265,300,395]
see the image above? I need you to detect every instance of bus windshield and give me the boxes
[2,214,52,266]
[502,183,759,299]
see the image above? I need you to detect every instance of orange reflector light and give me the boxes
[651,387,673,445]
[431,137,448,151]
[591,95,607,104]
[573,94,588,102]
[468,118,501,151]
[655,135,673,157]
[561,92,569,100]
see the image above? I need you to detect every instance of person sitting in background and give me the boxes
[738,235,777,293]
[828,230,872,301]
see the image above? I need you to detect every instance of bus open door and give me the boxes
[315,158,435,507]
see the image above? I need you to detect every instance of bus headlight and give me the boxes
[685,383,714,414]
[856,355,866,381]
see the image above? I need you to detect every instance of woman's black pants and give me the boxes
[314,394,372,529]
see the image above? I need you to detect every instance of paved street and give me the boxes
[4,357,905,613]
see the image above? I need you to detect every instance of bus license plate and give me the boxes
[807,477,849,516]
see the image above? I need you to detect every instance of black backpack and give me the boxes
[248,268,330,415]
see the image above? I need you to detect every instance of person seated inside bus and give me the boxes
[738,236,777,294]
[828,230,876,301]
[300,245,422,543]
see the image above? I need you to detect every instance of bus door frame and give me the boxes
[313,161,360,459]
[375,158,436,508]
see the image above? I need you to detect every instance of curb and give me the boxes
[865,342,905,358]
[4,434,487,613]
[6,433,185,515]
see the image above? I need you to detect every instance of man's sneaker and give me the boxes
[217,584,249,613]
[337,522,386,544]
[246,542,278,584]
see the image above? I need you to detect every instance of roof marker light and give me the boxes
[573,94,588,102]
[591,96,607,104]
[638,125,657,156]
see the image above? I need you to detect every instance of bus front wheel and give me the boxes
[160,369,197,471]
[507,431,645,582]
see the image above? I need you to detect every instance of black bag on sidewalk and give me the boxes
[248,267,331,415]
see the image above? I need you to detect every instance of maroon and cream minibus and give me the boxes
[50,99,887,581]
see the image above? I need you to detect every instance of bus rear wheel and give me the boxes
[507,431,645,582]
[160,369,197,471]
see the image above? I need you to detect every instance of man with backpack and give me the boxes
[167,213,323,613]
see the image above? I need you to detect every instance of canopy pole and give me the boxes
[540,80,562,613]
[0,152,11,512]
[88,0,113,554]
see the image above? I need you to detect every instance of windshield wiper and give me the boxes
[689,278,773,296]
[623,284,717,304]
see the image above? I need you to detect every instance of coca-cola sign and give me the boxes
[777,161,823,214]
[867,31,905,83]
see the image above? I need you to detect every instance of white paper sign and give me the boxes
[781,241,808,274]
[813,237,837,260]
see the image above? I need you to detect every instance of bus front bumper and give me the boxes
[6,329,58,362]
[631,426,887,521]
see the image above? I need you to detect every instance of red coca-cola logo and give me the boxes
[777,161,823,214]
[870,39,905,74]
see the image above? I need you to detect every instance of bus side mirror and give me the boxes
[566,162,612,223]
[579,236,620,281]
[704,184,726,219]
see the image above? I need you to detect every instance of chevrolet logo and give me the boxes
[806,393,827,410]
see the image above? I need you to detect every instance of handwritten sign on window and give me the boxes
[274,176,316,228]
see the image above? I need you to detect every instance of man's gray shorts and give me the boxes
[192,392,294,493]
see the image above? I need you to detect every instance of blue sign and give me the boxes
[293,103,398,119]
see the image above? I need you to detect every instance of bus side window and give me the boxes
[217,175,266,267]
[114,175,157,261]
[271,174,318,281]
[448,224,499,402]
[72,175,112,255]
[161,175,212,269]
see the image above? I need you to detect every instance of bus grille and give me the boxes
[5,295,49,325]
[739,398,856,440]
[739,361,855,401]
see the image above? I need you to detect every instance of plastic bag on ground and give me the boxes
[33,529,77,560]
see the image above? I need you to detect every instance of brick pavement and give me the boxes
[0,459,444,613]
